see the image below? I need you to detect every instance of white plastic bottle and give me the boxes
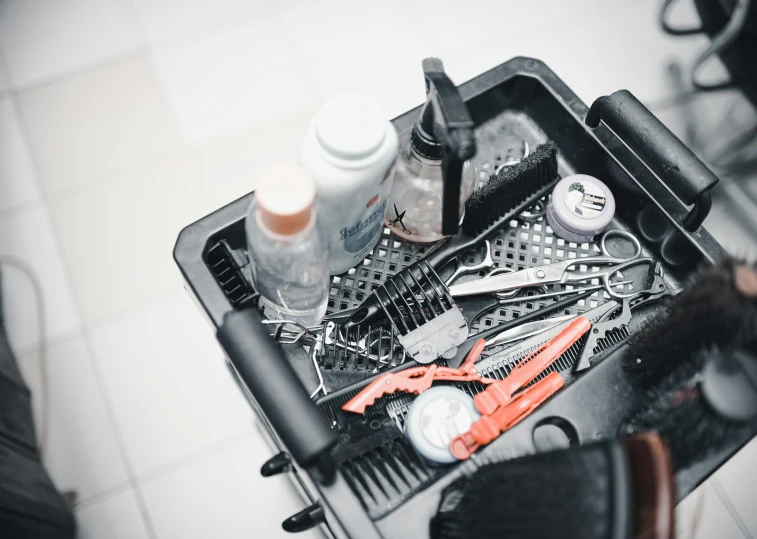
[300,93,399,275]
[245,164,329,327]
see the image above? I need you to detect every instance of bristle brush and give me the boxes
[343,141,559,330]
[431,434,675,539]
[619,347,757,470]
[625,258,757,385]
[463,140,558,236]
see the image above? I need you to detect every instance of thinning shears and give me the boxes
[448,229,650,300]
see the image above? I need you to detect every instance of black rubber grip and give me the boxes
[585,89,718,231]
[217,309,337,483]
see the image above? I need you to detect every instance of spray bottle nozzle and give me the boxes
[411,58,476,235]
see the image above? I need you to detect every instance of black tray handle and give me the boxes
[585,89,718,231]
[217,309,337,484]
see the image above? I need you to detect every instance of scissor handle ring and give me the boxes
[604,257,655,299]
[600,229,642,261]
[521,201,547,222]
[488,267,520,298]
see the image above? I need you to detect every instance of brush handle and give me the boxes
[427,180,556,270]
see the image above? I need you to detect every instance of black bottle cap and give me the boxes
[410,124,443,160]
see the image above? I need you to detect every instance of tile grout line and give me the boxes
[710,476,753,539]
[134,429,256,487]
[117,0,150,48]
[79,327,159,539]
[9,287,188,362]
[1,48,149,96]
[3,36,161,539]
[4,20,256,537]
[73,480,133,511]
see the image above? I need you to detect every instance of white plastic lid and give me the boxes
[548,174,616,238]
[314,93,387,161]
[405,387,480,464]
[255,163,315,235]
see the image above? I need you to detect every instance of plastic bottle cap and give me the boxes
[314,93,387,161]
[405,387,480,465]
[255,163,315,236]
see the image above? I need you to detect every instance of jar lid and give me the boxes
[549,174,616,237]
[405,387,480,464]
[314,93,387,161]
[255,163,315,235]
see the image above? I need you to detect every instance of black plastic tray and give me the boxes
[174,57,749,539]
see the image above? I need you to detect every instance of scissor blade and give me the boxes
[485,315,576,348]
[448,269,538,297]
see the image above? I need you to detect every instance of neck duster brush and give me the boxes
[621,259,757,469]
[625,258,757,385]
[430,433,675,539]
[620,346,757,470]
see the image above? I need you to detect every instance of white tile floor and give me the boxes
[0,0,754,537]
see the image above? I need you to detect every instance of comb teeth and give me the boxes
[377,262,450,336]
[463,140,558,236]
[323,405,441,520]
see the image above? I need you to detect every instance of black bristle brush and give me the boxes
[430,433,675,539]
[626,258,757,385]
[619,347,757,470]
[462,140,558,236]
[343,141,559,329]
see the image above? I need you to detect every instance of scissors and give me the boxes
[448,229,650,300]
[445,240,497,286]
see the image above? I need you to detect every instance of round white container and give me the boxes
[300,93,399,275]
[546,174,616,243]
[405,386,480,465]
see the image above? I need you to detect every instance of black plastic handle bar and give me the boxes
[585,90,718,231]
[217,309,337,484]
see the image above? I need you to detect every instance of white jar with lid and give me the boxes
[300,93,399,275]
[546,174,617,243]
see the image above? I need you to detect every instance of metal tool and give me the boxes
[496,280,633,304]
[570,261,669,373]
[495,141,530,174]
[476,263,669,378]
[449,229,649,299]
[484,315,575,348]
[447,287,597,369]
[449,317,592,459]
[321,321,406,366]
[445,240,496,286]
[309,342,327,399]
[265,318,408,399]
[573,299,632,372]
[262,319,319,344]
